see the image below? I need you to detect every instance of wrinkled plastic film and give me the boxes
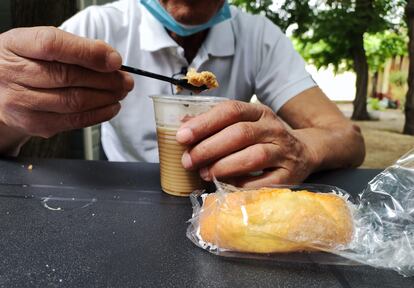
[186,149,414,277]
[339,149,414,276]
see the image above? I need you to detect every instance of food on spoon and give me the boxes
[177,68,219,92]
[198,187,353,253]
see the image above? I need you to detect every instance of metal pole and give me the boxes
[83,127,94,160]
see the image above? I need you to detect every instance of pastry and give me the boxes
[177,68,219,92]
[199,188,353,253]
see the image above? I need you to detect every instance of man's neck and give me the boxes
[168,30,209,64]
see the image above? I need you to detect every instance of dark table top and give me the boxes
[0,157,412,288]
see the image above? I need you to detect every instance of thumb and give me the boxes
[3,26,121,72]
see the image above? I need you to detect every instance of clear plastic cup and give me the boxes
[150,95,227,197]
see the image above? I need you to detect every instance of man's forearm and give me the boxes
[0,122,30,156]
[291,121,365,172]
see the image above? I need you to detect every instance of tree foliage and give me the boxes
[230,0,285,28]
[365,30,408,72]
[230,0,313,33]
[231,0,406,71]
[291,0,404,71]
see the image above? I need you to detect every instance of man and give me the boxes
[0,0,365,187]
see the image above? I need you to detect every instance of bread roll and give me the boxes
[199,188,353,253]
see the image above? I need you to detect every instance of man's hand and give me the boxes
[0,27,134,144]
[176,100,318,187]
[176,87,365,188]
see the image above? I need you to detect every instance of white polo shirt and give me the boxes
[60,0,316,162]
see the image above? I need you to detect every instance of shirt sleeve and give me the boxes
[254,18,317,112]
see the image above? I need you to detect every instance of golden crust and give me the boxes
[199,188,353,253]
[184,68,219,90]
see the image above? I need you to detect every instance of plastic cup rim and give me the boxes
[150,95,227,104]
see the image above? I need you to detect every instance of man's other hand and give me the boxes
[0,27,134,139]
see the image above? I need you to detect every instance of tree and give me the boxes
[232,0,404,120]
[231,0,284,28]
[10,0,81,158]
[292,0,404,120]
[230,0,312,33]
[405,0,414,135]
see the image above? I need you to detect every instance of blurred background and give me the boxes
[1,0,413,168]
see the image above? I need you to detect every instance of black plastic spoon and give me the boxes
[120,65,208,93]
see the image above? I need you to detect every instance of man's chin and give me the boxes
[161,0,223,25]
[170,9,212,25]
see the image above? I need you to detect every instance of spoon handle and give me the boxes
[120,65,179,85]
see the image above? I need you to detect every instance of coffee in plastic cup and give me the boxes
[151,95,227,197]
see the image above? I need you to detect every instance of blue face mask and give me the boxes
[140,0,231,37]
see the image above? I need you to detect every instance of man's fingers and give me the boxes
[5,27,121,72]
[182,121,273,169]
[177,101,265,145]
[198,144,281,181]
[226,169,293,189]
[61,103,121,132]
[13,103,121,138]
[13,59,134,91]
[15,87,126,114]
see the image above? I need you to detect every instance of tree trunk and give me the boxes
[404,0,414,135]
[351,34,371,120]
[371,71,378,98]
[10,0,81,158]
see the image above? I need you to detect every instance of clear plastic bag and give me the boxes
[187,149,414,277]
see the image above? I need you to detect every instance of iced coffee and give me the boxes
[151,95,227,197]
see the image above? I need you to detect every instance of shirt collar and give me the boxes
[139,4,178,51]
[139,4,236,57]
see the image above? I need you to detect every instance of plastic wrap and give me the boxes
[187,149,414,276]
